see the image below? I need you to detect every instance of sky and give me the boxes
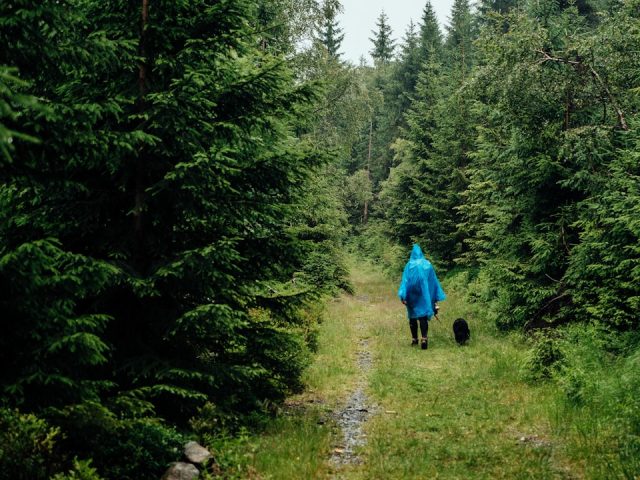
[338,0,455,65]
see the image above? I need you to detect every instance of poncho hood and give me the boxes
[410,244,425,261]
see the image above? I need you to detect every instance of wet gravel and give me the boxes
[357,340,372,372]
[330,337,376,467]
[330,387,372,465]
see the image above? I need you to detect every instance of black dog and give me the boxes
[453,318,470,345]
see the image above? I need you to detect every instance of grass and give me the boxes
[211,258,640,479]
[208,412,332,479]
[355,269,577,479]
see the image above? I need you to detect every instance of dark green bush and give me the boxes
[0,408,61,480]
[51,459,103,480]
[60,414,184,480]
[522,332,564,382]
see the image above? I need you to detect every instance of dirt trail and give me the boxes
[322,261,582,479]
[329,302,377,468]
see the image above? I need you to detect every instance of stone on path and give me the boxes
[161,462,199,480]
[184,441,212,464]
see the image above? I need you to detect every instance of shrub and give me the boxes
[52,405,184,480]
[0,408,61,480]
[51,459,103,480]
[96,419,184,480]
[522,332,564,382]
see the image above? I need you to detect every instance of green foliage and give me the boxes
[350,220,406,275]
[445,0,476,78]
[317,0,345,59]
[369,11,396,66]
[51,459,104,480]
[358,0,640,339]
[0,409,61,480]
[419,2,444,60]
[0,67,40,162]
[344,169,374,224]
[522,332,565,381]
[528,324,640,478]
[76,418,182,480]
[456,0,640,329]
[1,0,351,476]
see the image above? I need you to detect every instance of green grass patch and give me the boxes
[210,259,640,479]
[208,410,332,479]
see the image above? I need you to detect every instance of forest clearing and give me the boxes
[215,259,628,479]
[1,0,639,478]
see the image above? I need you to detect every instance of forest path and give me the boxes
[319,259,582,479]
[220,259,584,479]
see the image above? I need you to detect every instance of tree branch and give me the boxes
[535,49,628,130]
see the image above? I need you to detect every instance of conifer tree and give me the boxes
[393,21,422,108]
[458,0,640,330]
[370,11,396,66]
[446,0,475,79]
[387,0,476,266]
[318,0,345,59]
[1,1,333,476]
[419,1,444,62]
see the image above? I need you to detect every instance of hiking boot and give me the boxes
[411,338,418,346]
[421,337,428,350]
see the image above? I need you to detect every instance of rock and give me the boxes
[517,434,552,449]
[161,462,199,480]
[184,441,212,464]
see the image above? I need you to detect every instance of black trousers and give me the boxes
[409,316,429,339]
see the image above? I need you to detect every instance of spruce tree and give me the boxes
[393,21,422,110]
[370,11,396,66]
[1,0,331,476]
[419,1,444,62]
[445,0,475,79]
[318,0,345,59]
[388,0,476,267]
[458,0,640,330]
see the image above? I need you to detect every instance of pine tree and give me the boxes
[1,0,330,476]
[445,0,475,80]
[394,21,422,107]
[370,11,396,66]
[419,1,444,62]
[318,0,345,59]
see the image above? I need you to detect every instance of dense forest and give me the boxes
[1,0,639,478]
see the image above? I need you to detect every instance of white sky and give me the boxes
[338,0,455,65]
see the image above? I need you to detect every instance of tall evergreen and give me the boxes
[459,0,640,330]
[419,1,444,61]
[385,0,476,266]
[394,21,422,107]
[0,0,334,476]
[370,11,396,66]
[318,0,345,59]
[445,0,475,79]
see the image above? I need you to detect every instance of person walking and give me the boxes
[398,244,446,349]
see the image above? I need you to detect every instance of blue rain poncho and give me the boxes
[398,244,446,320]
